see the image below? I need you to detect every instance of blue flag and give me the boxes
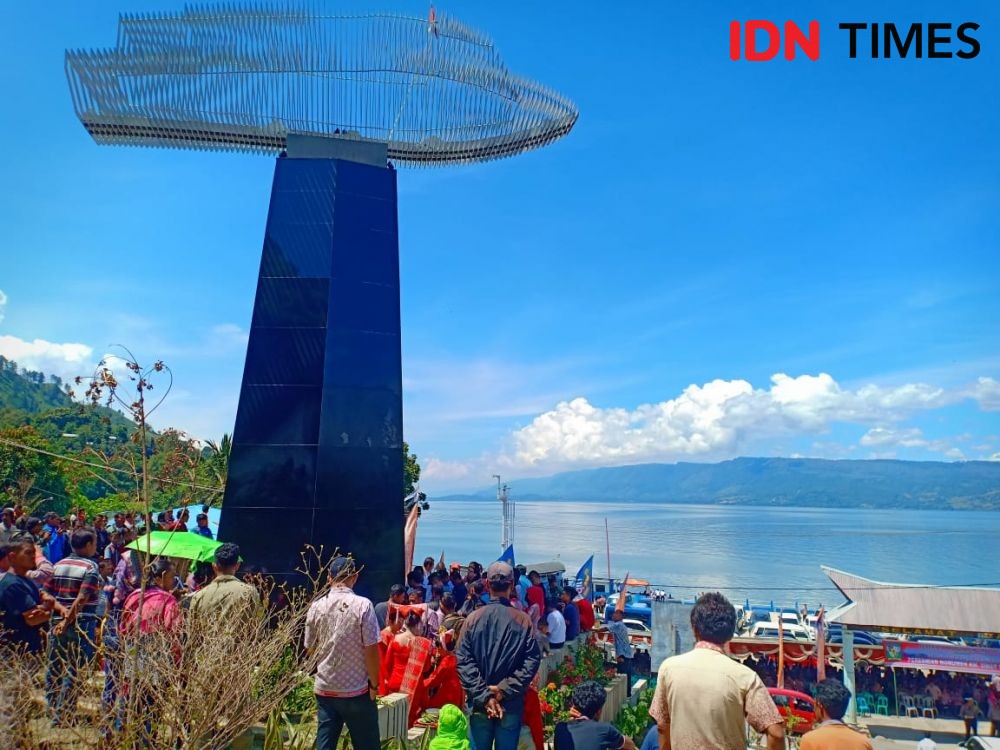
[497,544,515,568]
[575,555,595,602]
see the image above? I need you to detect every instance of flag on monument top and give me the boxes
[575,556,595,602]
[497,544,515,568]
[428,4,439,37]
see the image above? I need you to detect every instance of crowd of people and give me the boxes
[745,654,1000,734]
[5,509,997,750]
[0,503,256,744]
[305,554,633,750]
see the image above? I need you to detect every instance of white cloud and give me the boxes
[0,334,96,382]
[969,377,1000,411]
[422,457,476,482]
[0,289,7,323]
[860,427,928,448]
[508,372,997,469]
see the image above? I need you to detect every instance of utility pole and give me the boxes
[493,474,514,552]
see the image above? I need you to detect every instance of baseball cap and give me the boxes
[450,562,462,571]
[329,556,358,580]
[487,561,513,584]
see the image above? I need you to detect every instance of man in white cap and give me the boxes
[456,561,541,750]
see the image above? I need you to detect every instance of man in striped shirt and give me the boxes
[44,528,100,726]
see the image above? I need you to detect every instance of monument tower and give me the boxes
[66,5,577,598]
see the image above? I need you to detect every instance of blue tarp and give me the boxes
[179,503,223,539]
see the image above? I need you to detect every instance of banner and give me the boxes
[497,544,515,568]
[884,640,1000,676]
[575,555,595,602]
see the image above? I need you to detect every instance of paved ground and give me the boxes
[863,715,986,749]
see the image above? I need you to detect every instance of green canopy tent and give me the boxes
[126,530,223,563]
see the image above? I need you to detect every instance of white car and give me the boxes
[622,618,652,636]
[749,622,813,641]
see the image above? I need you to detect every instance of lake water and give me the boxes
[418,500,999,607]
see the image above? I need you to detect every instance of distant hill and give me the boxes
[442,457,1000,511]
[0,356,76,412]
[0,355,136,441]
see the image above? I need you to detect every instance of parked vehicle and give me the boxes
[908,635,964,647]
[749,622,813,641]
[767,688,816,734]
[825,629,881,646]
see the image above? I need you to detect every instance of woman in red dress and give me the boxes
[424,630,464,709]
[381,605,433,726]
[378,606,402,692]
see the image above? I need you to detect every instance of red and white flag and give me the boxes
[404,504,420,577]
[428,4,439,37]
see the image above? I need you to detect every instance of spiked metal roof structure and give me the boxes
[65,4,578,165]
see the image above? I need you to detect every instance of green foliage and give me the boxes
[404,441,421,496]
[0,354,422,516]
[539,644,619,732]
[614,688,653,739]
[263,707,317,750]
[0,425,71,512]
[282,674,316,717]
[0,356,76,412]
[0,355,225,515]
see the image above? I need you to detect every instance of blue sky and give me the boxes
[1,1,998,491]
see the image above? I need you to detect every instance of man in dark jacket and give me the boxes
[457,561,541,750]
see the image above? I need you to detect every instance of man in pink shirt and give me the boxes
[306,556,382,750]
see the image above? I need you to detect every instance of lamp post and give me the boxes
[494,474,514,553]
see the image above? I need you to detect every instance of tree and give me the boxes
[0,425,69,513]
[404,441,421,496]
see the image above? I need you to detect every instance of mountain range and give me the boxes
[440,457,1000,511]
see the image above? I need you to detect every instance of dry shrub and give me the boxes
[1,547,351,750]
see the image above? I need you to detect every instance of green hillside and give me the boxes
[0,355,221,515]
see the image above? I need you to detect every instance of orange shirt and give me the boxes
[799,723,873,750]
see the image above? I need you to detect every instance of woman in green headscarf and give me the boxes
[429,704,470,750]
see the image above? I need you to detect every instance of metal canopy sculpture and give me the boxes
[64,5,576,595]
[65,5,578,165]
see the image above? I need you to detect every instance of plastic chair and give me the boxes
[856,696,872,717]
[901,695,919,718]
[920,696,938,719]
[875,695,889,716]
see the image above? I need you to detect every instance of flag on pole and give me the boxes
[574,556,595,602]
[427,4,439,37]
[497,544,515,568]
[404,504,419,578]
[615,571,630,614]
[816,607,827,681]
[777,617,785,689]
